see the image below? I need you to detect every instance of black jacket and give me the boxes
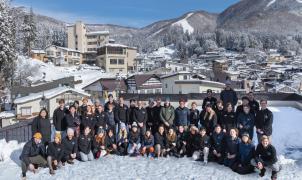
[47,142,64,161]
[105,135,116,149]
[146,106,154,126]
[133,107,148,124]
[105,111,115,127]
[65,113,81,128]
[215,109,225,127]
[224,136,240,156]
[152,105,162,127]
[189,109,200,126]
[249,100,260,115]
[104,101,116,112]
[255,144,277,166]
[221,111,237,131]
[220,89,238,108]
[95,111,107,129]
[128,131,141,144]
[53,107,69,131]
[186,133,200,152]
[114,104,129,124]
[78,134,93,154]
[154,132,166,148]
[200,111,217,135]
[202,96,217,110]
[20,139,46,165]
[198,134,211,150]
[211,131,225,153]
[62,137,78,155]
[92,138,106,154]
[81,114,96,130]
[32,117,51,144]
[255,109,273,136]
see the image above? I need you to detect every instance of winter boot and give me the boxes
[259,168,266,177]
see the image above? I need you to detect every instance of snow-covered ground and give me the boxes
[172,13,194,34]
[0,107,302,180]
[150,44,175,60]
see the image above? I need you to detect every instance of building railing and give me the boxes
[0,120,32,143]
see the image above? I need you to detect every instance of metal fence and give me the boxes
[0,120,32,142]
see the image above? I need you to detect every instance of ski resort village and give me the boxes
[1,0,302,179]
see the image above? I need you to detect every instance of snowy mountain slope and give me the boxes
[172,13,195,34]
[217,0,302,34]
[0,107,302,179]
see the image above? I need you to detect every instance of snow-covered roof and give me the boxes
[86,31,110,36]
[0,111,15,118]
[99,43,137,49]
[31,50,45,54]
[46,45,80,53]
[14,87,90,104]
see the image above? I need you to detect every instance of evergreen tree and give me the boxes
[0,0,17,88]
[22,7,36,55]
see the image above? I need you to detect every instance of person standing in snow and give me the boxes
[231,133,255,175]
[220,81,238,109]
[114,96,129,135]
[253,135,281,180]
[32,108,51,146]
[235,96,250,117]
[151,97,163,134]
[255,99,273,143]
[174,99,190,130]
[79,97,89,116]
[133,100,148,138]
[62,128,78,165]
[202,89,217,110]
[104,94,116,112]
[237,105,255,140]
[80,105,96,135]
[47,133,64,175]
[127,122,141,156]
[20,132,47,179]
[146,98,155,131]
[199,104,217,135]
[248,92,260,115]
[221,103,237,134]
[128,99,137,127]
[159,97,175,130]
[78,126,94,162]
[215,100,225,127]
[94,105,107,133]
[189,102,200,127]
[65,105,81,137]
[52,99,68,138]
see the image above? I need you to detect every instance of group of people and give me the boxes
[20,86,281,180]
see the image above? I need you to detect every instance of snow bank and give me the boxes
[0,107,301,179]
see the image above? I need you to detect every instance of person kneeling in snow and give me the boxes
[231,133,255,175]
[78,126,94,162]
[141,130,155,158]
[165,127,178,157]
[223,128,240,168]
[47,133,64,175]
[116,124,128,156]
[20,132,47,179]
[127,122,141,156]
[192,127,210,165]
[62,128,78,165]
[154,125,167,158]
[252,135,281,180]
[210,124,226,164]
[105,129,118,155]
[92,128,107,158]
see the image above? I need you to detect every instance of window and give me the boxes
[68,52,72,55]
[165,83,168,88]
[183,67,186,71]
[184,75,188,80]
[47,51,54,55]
[56,52,61,56]
[21,107,31,116]
[118,59,124,65]
[175,67,178,71]
[88,41,97,45]
[110,59,117,64]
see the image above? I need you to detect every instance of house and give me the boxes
[99,78,127,99]
[45,45,82,66]
[30,50,46,62]
[96,43,137,74]
[271,84,298,94]
[14,87,90,119]
[126,74,162,94]
[0,111,16,128]
[162,61,191,72]
[161,72,224,94]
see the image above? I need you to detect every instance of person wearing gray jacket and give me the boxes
[160,98,175,129]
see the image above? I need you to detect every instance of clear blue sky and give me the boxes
[12,0,239,28]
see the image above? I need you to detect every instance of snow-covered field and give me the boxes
[0,107,302,180]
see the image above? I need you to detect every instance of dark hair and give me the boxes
[74,101,79,105]
[59,99,65,104]
[243,104,250,109]
[130,99,136,103]
[39,108,49,119]
[69,105,76,110]
[260,99,267,103]
[241,96,249,101]
[108,94,113,98]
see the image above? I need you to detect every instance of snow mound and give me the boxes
[151,44,175,59]
[172,13,194,34]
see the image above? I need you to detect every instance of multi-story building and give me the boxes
[67,21,110,65]
[96,43,137,74]
[45,45,81,66]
